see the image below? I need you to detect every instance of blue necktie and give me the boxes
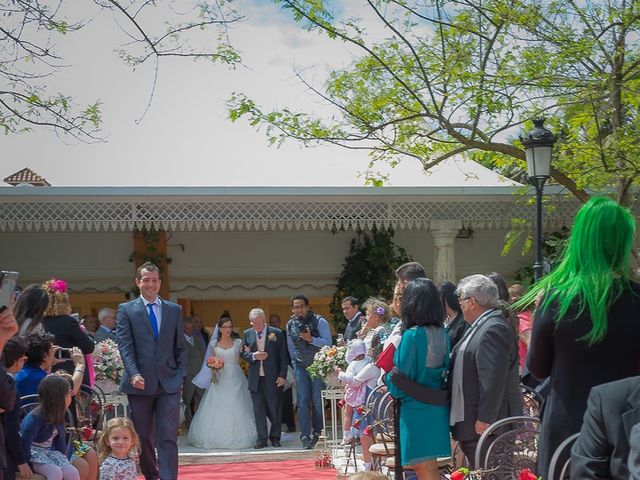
[147,303,159,338]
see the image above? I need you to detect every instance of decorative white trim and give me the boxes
[0,197,581,232]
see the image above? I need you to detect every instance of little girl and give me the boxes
[20,375,80,480]
[97,417,139,480]
[336,339,380,470]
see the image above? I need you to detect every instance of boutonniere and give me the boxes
[268,332,277,342]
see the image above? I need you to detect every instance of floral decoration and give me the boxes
[268,332,277,342]
[93,339,124,383]
[207,356,225,384]
[49,279,68,293]
[306,345,348,381]
[375,306,385,316]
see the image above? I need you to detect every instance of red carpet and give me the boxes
[140,460,338,479]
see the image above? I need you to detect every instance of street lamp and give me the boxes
[520,118,555,282]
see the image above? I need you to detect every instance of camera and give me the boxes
[0,271,19,311]
[299,324,310,333]
[55,348,72,360]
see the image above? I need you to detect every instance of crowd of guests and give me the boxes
[334,196,639,480]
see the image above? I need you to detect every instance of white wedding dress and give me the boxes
[188,338,257,449]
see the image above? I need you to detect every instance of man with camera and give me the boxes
[286,294,332,450]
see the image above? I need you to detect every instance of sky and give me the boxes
[2,0,514,187]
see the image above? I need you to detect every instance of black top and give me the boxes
[527,281,640,478]
[43,314,95,384]
[445,311,469,349]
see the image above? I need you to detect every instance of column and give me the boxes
[430,219,461,283]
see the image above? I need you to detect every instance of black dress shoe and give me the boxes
[310,433,320,447]
[254,443,267,449]
[302,438,312,450]
[271,440,282,447]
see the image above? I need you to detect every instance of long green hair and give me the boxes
[516,196,636,345]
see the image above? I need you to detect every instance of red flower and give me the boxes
[81,427,94,441]
[451,471,466,480]
[520,468,538,480]
[337,399,346,409]
[363,425,373,436]
[355,406,365,415]
[352,418,362,429]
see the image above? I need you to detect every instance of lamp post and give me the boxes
[520,119,555,282]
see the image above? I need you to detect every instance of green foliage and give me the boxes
[330,228,412,334]
[514,227,570,285]
[229,0,640,206]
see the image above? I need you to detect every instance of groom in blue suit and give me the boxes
[117,262,186,480]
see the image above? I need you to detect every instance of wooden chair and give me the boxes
[548,433,580,480]
[475,415,541,480]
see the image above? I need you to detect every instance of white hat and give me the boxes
[346,339,367,362]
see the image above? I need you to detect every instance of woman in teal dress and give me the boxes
[386,277,451,480]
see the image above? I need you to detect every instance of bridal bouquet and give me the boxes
[207,356,225,384]
[93,339,124,383]
[307,345,348,381]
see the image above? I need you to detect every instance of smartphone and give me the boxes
[55,348,72,360]
[0,271,19,311]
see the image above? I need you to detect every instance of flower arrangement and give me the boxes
[306,345,348,381]
[450,467,539,480]
[93,339,124,383]
[207,356,225,384]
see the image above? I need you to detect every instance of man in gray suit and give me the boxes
[182,317,205,429]
[94,307,117,343]
[242,308,288,449]
[572,376,640,479]
[117,262,186,480]
[450,274,521,468]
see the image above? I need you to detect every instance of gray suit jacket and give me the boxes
[242,326,288,394]
[450,309,522,442]
[572,376,640,479]
[116,297,187,395]
[94,326,116,344]
[185,335,206,379]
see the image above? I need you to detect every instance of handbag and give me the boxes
[375,343,396,373]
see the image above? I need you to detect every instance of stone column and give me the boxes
[430,220,462,283]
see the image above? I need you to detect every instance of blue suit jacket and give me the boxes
[116,297,187,395]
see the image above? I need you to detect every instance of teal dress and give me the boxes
[386,325,451,466]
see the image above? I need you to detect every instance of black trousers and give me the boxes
[282,387,295,431]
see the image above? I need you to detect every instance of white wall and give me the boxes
[0,227,535,297]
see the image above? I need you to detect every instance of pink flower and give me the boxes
[520,469,538,480]
[451,471,466,480]
[49,279,67,293]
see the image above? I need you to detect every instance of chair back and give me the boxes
[548,433,580,480]
[20,394,77,457]
[521,384,543,417]
[475,415,541,479]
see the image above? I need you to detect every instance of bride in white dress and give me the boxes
[188,318,257,449]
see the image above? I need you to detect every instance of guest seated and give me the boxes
[3,337,32,480]
[572,376,640,479]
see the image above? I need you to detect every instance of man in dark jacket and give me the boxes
[572,376,640,479]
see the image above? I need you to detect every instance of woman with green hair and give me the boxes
[519,196,640,478]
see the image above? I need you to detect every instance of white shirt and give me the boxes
[184,334,194,346]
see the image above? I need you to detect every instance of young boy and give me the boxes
[3,337,34,480]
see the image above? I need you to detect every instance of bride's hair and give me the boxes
[216,317,233,342]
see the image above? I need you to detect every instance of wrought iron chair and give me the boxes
[548,432,580,480]
[74,384,107,443]
[521,384,543,418]
[475,415,541,480]
[369,391,396,472]
[20,394,77,457]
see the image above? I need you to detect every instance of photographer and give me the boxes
[285,294,331,450]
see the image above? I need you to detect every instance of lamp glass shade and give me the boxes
[525,145,552,178]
